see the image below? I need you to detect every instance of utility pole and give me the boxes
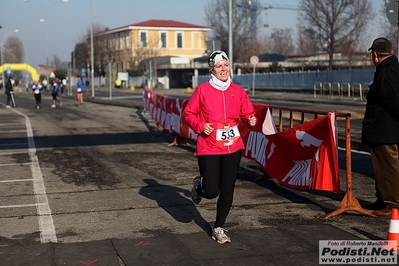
[229,0,233,78]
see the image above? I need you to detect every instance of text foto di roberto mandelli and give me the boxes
[319,240,397,265]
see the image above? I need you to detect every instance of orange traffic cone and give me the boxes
[387,208,399,250]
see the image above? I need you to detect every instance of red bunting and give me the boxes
[143,89,340,193]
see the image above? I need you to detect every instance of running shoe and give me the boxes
[212,227,231,244]
[191,176,202,204]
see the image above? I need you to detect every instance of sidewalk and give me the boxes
[143,87,367,105]
[17,86,367,108]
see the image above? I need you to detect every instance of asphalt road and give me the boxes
[87,87,367,150]
[0,89,391,265]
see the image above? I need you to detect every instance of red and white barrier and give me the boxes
[143,89,339,193]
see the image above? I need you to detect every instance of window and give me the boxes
[176,32,183,48]
[106,37,111,51]
[140,31,147,48]
[119,32,125,50]
[113,34,117,50]
[160,32,167,48]
[126,32,131,49]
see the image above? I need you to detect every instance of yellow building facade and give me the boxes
[93,19,210,81]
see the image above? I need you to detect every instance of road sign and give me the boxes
[386,0,399,27]
[250,55,259,65]
[117,72,128,81]
[6,66,11,75]
[81,67,87,77]
[250,56,259,96]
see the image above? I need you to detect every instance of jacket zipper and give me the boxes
[222,90,231,153]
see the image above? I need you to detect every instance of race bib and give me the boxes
[77,88,82,92]
[215,122,240,147]
[34,89,40,94]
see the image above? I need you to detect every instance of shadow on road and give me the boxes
[0,131,179,150]
[139,179,212,236]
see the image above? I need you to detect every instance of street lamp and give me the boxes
[90,0,95,99]
[24,19,45,84]
[229,0,233,78]
[22,0,69,86]
[1,29,19,85]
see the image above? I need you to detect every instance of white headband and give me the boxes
[208,51,229,67]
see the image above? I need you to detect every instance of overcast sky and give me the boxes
[0,0,385,70]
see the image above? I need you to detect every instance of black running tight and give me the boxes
[34,93,41,105]
[197,149,242,228]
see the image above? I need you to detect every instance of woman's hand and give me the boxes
[203,123,214,135]
[248,115,256,127]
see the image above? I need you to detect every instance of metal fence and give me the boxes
[195,68,374,92]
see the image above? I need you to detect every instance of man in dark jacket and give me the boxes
[362,37,399,215]
[4,76,14,108]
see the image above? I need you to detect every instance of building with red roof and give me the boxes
[89,19,211,88]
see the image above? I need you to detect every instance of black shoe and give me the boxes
[364,200,387,210]
[191,176,202,204]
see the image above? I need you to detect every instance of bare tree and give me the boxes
[204,0,262,64]
[296,25,320,55]
[258,35,271,54]
[298,0,374,69]
[1,36,24,64]
[51,55,63,69]
[72,42,89,76]
[130,35,161,85]
[270,28,295,55]
[87,23,108,77]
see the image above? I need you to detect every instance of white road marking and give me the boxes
[0,179,34,183]
[0,203,47,208]
[4,107,57,243]
[96,95,142,100]
[0,162,32,166]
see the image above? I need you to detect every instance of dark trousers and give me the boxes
[197,150,242,228]
[34,93,41,106]
[6,93,11,106]
[52,92,58,100]
[370,144,399,206]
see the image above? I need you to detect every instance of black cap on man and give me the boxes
[368,37,393,54]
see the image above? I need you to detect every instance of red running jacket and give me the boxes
[182,81,255,156]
